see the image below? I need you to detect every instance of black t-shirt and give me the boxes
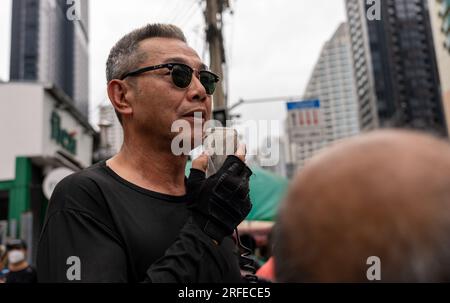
[6,266,37,283]
[37,161,242,283]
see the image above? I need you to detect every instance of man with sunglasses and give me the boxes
[37,24,252,282]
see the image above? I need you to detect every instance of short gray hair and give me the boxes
[106,23,187,82]
[106,24,187,124]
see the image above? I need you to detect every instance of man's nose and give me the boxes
[187,74,208,102]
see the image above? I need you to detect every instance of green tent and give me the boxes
[185,162,288,221]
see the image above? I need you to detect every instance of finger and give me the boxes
[235,143,246,162]
[192,152,208,172]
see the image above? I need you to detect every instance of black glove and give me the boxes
[187,155,253,244]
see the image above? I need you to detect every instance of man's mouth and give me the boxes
[181,111,206,122]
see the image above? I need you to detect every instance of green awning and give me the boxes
[185,162,288,221]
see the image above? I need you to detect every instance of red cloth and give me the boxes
[256,257,275,281]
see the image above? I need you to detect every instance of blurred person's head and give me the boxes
[274,130,450,282]
[6,239,28,268]
[106,23,215,149]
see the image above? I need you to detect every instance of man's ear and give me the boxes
[107,80,133,119]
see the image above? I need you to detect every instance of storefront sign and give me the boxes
[51,111,77,155]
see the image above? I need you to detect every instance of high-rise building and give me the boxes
[345,0,447,136]
[441,0,450,49]
[428,0,450,134]
[286,23,359,170]
[303,23,360,142]
[10,0,89,119]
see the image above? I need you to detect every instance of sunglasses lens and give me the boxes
[171,64,218,94]
[200,72,217,95]
[171,65,192,88]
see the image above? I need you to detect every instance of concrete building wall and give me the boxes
[0,82,94,181]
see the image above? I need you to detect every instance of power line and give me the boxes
[151,0,171,22]
[153,0,187,24]
[169,0,195,24]
[166,0,184,23]
[179,1,202,28]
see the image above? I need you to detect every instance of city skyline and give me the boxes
[346,0,448,136]
[286,22,360,172]
[9,0,90,120]
[0,0,347,142]
[1,0,448,149]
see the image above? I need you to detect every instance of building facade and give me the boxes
[429,0,450,134]
[286,23,359,170]
[0,82,95,263]
[10,0,89,119]
[345,0,447,136]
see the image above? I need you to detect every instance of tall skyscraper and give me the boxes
[10,0,89,119]
[345,0,447,136]
[287,23,359,170]
[428,0,450,134]
[304,23,360,142]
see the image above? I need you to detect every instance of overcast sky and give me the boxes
[0,0,346,149]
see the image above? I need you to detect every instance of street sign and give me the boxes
[286,99,324,144]
[287,99,321,111]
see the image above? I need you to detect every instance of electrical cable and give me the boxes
[170,0,195,25]
[178,0,200,27]
[234,228,260,283]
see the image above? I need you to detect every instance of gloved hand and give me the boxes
[187,152,253,244]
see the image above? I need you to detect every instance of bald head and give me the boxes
[275,130,450,282]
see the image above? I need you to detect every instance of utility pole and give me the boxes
[205,0,227,112]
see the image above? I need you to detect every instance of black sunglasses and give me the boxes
[120,63,220,95]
